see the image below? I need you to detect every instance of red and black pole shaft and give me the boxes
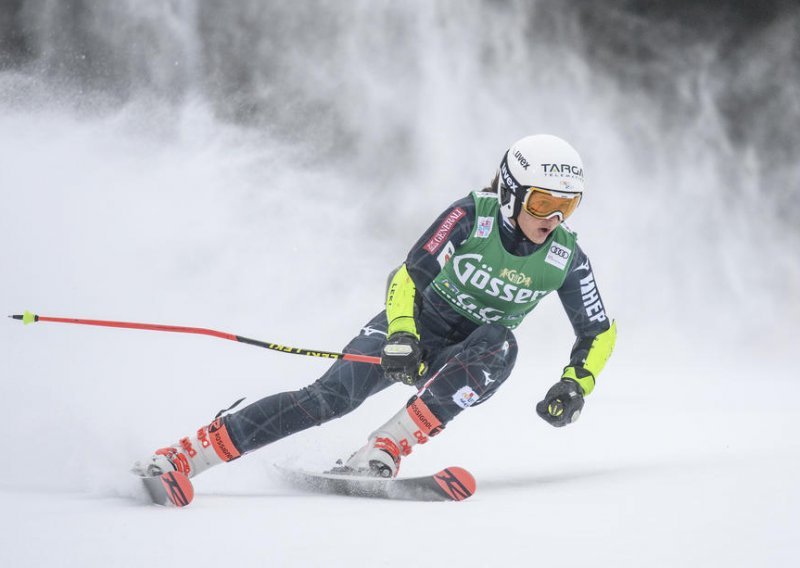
[9,311,381,365]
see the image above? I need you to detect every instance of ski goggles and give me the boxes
[521,187,582,221]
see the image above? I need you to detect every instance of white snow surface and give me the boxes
[1,7,800,566]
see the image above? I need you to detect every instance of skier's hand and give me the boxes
[381,332,425,386]
[536,379,585,427]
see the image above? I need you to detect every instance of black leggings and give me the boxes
[223,311,518,454]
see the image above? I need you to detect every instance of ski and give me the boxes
[276,465,476,502]
[139,471,195,507]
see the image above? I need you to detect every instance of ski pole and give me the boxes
[9,310,381,365]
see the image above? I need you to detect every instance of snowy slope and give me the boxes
[2,101,797,568]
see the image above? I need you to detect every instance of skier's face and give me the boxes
[516,212,561,244]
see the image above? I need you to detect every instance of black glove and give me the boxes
[381,332,425,386]
[536,379,585,427]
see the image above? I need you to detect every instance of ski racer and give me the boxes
[134,134,617,480]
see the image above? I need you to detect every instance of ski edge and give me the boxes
[275,464,476,502]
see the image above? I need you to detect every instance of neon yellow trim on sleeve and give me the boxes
[584,320,617,378]
[562,366,595,396]
[562,320,617,396]
[386,264,419,339]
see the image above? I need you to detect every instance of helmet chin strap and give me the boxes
[496,164,542,245]
[496,179,523,224]
[498,206,532,248]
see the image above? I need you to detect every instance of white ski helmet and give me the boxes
[496,134,585,222]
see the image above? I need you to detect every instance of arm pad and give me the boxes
[386,264,419,339]
[562,320,617,396]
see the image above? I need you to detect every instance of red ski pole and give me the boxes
[9,310,381,365]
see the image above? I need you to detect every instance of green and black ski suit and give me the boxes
[221,191,612,454]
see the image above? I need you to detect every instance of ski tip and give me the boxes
[433,467,476,502]
[159,471,194,507]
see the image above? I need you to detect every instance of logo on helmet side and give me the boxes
[541,163,584,178]
[500,162,519,191]
[513,150,530,170]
